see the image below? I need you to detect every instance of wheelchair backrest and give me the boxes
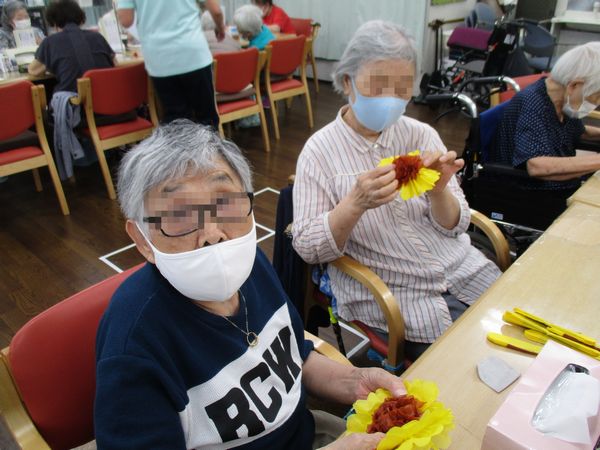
[479,101,509,163]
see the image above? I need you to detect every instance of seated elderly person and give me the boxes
[28,0,115,180]
[251,0,295,34]
[201,10,241,54]
[0,0,44,50]
[292,21,501,362]
[234,4,274,50]
[94,120,404,450]
[489,42,600,220]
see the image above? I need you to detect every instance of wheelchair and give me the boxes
[459,100,580,256]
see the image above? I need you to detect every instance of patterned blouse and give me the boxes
[292,106,501,343]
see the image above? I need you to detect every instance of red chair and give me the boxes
[290,18,321,93]
[0,264,142,450]
[264,35,314,140]
[491,73,546,105]
[0,81,69,215]
[214,48,270,152]
[73,63,158,199]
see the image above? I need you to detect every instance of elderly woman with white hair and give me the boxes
[200,9,241,54]
[491,42,600,203]
[233,4,274,50]
[94,119,405,450]
[292,21,501,363]
[0,0,44,49]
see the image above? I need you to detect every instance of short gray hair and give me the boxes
[1,0,27,30]
[117,120,253,225]
[332,20,417,95]
[200,10,215,31]
[233,4,263,38]
[551,42,600,97]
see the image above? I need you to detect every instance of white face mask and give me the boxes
[13,19,31,30]
[563,96,597,119]
[138,219,257,302]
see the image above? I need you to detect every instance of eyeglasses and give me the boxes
[143,192,254,238]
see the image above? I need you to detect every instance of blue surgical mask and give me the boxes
[349,79,408,132]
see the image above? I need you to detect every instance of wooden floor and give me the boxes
[0,81,471,350]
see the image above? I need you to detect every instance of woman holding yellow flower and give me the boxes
[293,21,501,361]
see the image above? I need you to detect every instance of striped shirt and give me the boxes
[292,106,501,343]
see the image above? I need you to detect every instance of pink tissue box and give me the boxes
[482,340,600,450]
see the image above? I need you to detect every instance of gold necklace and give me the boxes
[221,291,259,347]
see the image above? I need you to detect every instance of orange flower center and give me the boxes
[393,155,423,186]
[367,395,423,434]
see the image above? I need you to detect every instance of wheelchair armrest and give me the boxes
[481,163,530,179]
[470,209,511,271]
[304,331,353,366]
[330,255,405,368]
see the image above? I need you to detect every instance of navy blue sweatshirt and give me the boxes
[95,249,315,449]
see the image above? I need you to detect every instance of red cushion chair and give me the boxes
[0,264,142,450]
[214,48,270,152]
[0,81,69,215]
[74,63,158,199]
[264,35,314,140]
[290,18,320,93]
[492,73,546,105]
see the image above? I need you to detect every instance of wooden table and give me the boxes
[0,53,143,87]
[567,172,600,209]
[401,200,600,448]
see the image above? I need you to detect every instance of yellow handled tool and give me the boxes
[487,332,542,356]
[503,311,547,334]
[524,329,600,360]
[513,308,596,347]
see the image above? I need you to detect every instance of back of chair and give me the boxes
[7,265,142,450]
[269,35,306,76]
[0,81,35,141]
[523,22,555,58]
[290,18,312,37]
[82,63,148,116]
[214,48,259,94]
[447,26,492,52]
[497,73,545,104]
[479,101,509,163]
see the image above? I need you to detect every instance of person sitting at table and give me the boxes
[0,0,44,50]
[200,9,241,54]
[94,119,405,450]
[489,42,600,219]
[233,4,274,50]
[292,21,502,362]
[28,0,115,181]
[251,0,295,35]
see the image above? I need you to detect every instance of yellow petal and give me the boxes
[378,156,398,167]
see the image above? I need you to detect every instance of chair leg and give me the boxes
[311,53,319,93]
[285,97,293,110]
[226,122,233,137]
[95,143,116,200]
[32,169,42,192]
[45,161,70,215]
[218,123,225,138]
[270,97,280,140]
[304,91,314,129]
[258,107,271,152]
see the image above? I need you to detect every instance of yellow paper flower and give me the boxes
[378,151,440,201]
[346,380,454,450]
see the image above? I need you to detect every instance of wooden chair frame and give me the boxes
[214,50,271,153]
[302,208,510,370]
[264,38,314,140]
[72,71,159,200]
[308,23,320,93]
[0,84,69,215]
[0,347,51,449]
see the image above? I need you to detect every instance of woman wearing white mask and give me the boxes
[293,21,501,362]
[0,0,44,50]
[95,119,405,450]
[491,42,600,195]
